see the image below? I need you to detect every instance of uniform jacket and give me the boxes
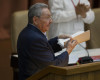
[48,0,95,51]
[48,0,95,38]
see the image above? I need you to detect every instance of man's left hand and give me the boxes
[58,34,72,39]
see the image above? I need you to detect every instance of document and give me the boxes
[58,30,90,47]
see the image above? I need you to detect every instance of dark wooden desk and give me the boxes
[27,62,100,80]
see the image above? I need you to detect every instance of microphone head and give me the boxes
[78,56,93,64]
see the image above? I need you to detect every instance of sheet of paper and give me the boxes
[58,30,90,47]
[68,50,88,64]
[69,48,100,64]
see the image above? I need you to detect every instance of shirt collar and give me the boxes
[29,23,47,36]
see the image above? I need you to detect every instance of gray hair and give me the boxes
[28,3,48,24]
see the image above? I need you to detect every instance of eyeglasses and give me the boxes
[38,16,52,21]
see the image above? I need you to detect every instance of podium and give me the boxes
[10,8,100,80]
[27,62,100,80]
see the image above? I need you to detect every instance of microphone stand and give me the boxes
[77,44,93,64]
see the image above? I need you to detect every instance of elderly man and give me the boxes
[17,3,77,80]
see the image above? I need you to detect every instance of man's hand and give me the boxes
[58,34,71,39]
[75,3,90,18]
[64,38,78,54]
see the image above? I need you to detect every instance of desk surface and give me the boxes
[12,48,100,64]
[68,48,100,64]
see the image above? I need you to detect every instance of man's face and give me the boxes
[34,8,52,33]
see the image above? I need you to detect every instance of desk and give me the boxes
[27,62,100,80]
[11,48,100,66]
[11,48,100,80]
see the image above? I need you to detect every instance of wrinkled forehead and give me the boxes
[41,8,51,16]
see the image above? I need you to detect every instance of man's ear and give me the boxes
[33,16,39,25]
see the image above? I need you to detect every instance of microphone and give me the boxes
[79,44,89,57]
[77,44,93,64]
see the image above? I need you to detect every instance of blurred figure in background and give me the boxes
[48,0,95,53]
